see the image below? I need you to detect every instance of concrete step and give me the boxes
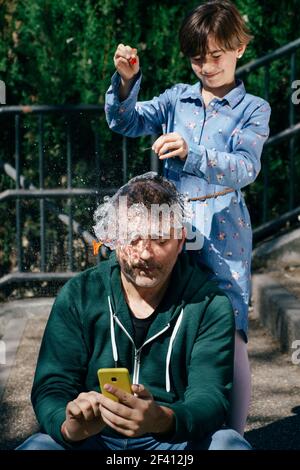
[252,273,300,354]
[252,227,300,271]
[252,226,300,353]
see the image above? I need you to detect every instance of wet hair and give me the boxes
[179,0,253,58]
[93,172,187,248]
[112,172,183,209]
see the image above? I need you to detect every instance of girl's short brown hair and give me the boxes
[179,0,253,58]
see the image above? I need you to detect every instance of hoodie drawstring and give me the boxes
[108,295,118,366]
[108,295,184,393]
[165,309,184,393]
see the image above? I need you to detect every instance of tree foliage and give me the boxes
[0,0,299,290]
[0,0,298,103]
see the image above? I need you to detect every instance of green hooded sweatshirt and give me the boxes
[31,251,235,447]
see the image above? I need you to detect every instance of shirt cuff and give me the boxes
[109,70,142,106]
[183,144,206,177]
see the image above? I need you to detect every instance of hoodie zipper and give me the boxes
[113,314,170,385]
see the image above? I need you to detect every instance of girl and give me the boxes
[105,0,271,435]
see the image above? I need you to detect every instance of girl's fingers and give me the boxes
[124,45,138,60]
[158,140,181,156]
[152,133,188,160]
[159,150,181,159]
[114,44,126,59]
[124,45,132,57]
[115,57,131,68]
[115,44,135,59]
[152,133,180,152]
[114,45,139,75]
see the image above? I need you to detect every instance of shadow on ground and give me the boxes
[0,401,39,450]
[245,406,300,450]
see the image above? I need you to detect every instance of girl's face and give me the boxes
[190,36,246,90]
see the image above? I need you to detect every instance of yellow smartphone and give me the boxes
[97,368,132,402]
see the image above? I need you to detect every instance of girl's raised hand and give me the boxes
[114,44,140,81]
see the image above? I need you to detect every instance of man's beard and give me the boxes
[121,259,163,283]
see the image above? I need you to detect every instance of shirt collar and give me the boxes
[179,82,202,101]
[222,79,246,108]
[179,79,246,108]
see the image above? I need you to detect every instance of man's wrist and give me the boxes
[60,420,83,443]
[153,406,175,436]
[119,73,140,101]
[61,421,75,442]
[120,76,136,88]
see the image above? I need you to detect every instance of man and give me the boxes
[17,172,251,450]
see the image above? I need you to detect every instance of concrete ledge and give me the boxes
[252,273,300,352]
[252,228,300,270]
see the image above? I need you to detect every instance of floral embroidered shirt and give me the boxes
[105,72,271,335]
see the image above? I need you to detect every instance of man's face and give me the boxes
[190,35,246,90]
[116,227,185,289]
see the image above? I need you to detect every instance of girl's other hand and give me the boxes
[152,132,189,160]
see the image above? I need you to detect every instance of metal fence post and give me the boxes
[38,114,46,271]
[289,52,296,211]
[122,136,128,184]
[67,119,74,271]
[15,114,23,272]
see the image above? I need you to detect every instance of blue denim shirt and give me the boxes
[105,71,271,198]
[105,72,271,335]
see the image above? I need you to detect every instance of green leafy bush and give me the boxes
[0,0,299,292]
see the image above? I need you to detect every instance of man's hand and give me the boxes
[61,391,105,442]
[152,133,189,160]
[99,383,175,438]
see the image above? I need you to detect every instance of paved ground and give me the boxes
[246,314,300,449]
[0,296,300,450]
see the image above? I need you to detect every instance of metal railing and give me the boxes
[1,38,300,287]
[237,38,300,226]
[0,105,156,287]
